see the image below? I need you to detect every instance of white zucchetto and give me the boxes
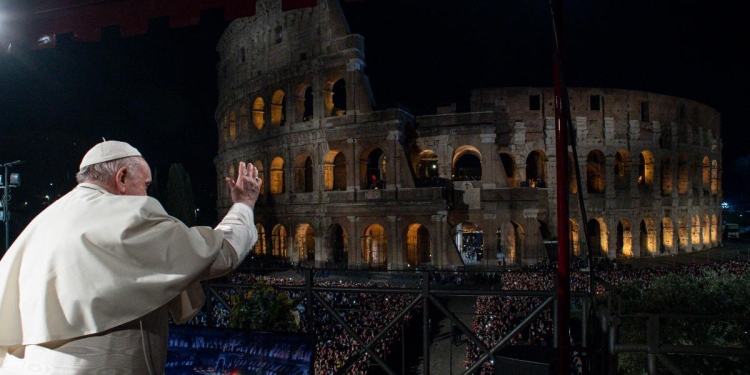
[79,141,142,169]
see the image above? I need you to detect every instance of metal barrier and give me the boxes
[202,268,594,375]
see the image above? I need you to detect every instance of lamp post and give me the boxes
[1,160,23,253]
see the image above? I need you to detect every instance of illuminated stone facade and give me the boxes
[214,0,722,269]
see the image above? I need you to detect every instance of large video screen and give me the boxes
[165,325,314,375]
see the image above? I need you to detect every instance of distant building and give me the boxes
[214,0,722,269]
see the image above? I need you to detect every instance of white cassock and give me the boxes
[0,183,257,374]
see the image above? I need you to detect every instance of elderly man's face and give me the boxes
[123,159,152,196]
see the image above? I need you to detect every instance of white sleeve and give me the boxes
[205,203,258,278]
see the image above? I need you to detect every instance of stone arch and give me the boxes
[252,97,265,129]
[499,152,517,187]
[640,218,656,255]
[254,223,267,255]
[271,89,286,126]
[614,150,631,191]
[661,156,673,196]
[332,79,347,116]
[526,150,547,187]
[323,150,347,191]
[616,219,632,257]
[711,214,718,244]
[324,77,346,117]
[456,222,484,264]
[295,83,314,121]
[272,224,288,257]
[328,224,348,264]
[239,103,248,136]
[677,154,689,195]
[710,160,718,196]
[360,146,386,189]
[229,110,237,140]
[404,223,431,266]
[638,150,654,187]
[293,153,314,193]
[702,156,710,194]
[568,152,578,194]
[691,215,701,249]
[586,150,606,194]
[569,219,581,256]
[677,217,688,252]
[661,217,674,254]
[702,214,710,246]
[270,156,285,194]
[416,150,440,178]
[587,217,608,256]
[253,160,265,195]
[296,223,315,262]
[452,145,482,181]
[362,224,388,268]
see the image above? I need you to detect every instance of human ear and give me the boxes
[114,166,129,195]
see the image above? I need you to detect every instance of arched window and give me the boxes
[661,156,673,196]
[499,152,516,186]
[638,150,654,187]
[270,157,285,194]
[702,156,710,194]
[329,224,348,264]
[405,224,431,265]
[677,217,688,252]
[616,220,632,257]
[271,90,286,126]
[296,224,315,262]
[272,224,287,257]
[252,97,265,129]
[661,217,673,254]
[324,151,347,191]
[691,215,701,249]
[239,104,249,136]
[587,218,608,256]
[569,219,580,256]
[640,218,655,255]
[417,150,439,178]
[362,224,387,267]
[454,154,482,181]
[294,154,314,193]
[526,150,547,187]
[254,224,267,255]
[332,79,346,116]
[710,160,718,196]
[677,154,689,195]
[614,150,630,191]
[586,150,605,194]
[229,111,237,140]
[361,148,386,189]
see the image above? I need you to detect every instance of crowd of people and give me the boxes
[187,273,419,375]
[178,254,750,375]
[464,258,750,374]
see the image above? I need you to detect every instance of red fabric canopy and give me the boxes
[2,0,318,49]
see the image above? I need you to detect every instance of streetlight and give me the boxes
[1,160,24,254]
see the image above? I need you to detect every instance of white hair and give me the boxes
[76,156,144,183]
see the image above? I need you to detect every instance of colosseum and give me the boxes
[213,0,722,269]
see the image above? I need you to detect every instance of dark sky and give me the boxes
[0,0,747,228]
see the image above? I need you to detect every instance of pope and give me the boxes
[0,140,262,374]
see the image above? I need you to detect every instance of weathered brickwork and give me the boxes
[215,0,722,269]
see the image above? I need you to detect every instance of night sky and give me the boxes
[0,0,747,232]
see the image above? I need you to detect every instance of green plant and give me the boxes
[228,279,300,332]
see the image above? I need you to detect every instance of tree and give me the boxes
[229,279,300,332]
[166,163,196,227]
[614,270,750,374]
